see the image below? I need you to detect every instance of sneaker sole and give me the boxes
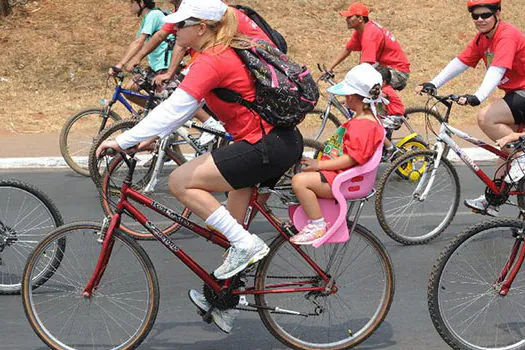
[214,245,270,280]
[291,235,325,245]
[188,291,232,333]
[463,200,498,217]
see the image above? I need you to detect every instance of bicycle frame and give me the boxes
[418,96,522,200]
[83,158,333,300]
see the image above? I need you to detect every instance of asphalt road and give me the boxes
[0,164,514,350]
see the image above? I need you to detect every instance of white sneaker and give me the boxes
[505,156,525,184]
[464,194,499,216]
[197,118,225,146]
[188,289,239,333]
[214,235,269,280]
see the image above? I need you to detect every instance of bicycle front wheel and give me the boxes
[0,180,64,294]
[60,108,121,177]
[428,219,525,350]
[256,224,394,349]
[22,222,159,350]
[376,149,460,245]
[100,147,191,240]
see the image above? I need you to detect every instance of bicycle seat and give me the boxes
[290,137,384,247]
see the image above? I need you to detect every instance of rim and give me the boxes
[258,230,392,348]
[437,223,525,349]
[25,226,153,349]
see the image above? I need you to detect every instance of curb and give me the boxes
[0,148,498,169]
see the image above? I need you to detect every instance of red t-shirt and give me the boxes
[346,21,410,73]
[457,21,525,93]
[382,85,405,115]
[179,46,273,143]
[320,118,384,185]
[161,7,273,44]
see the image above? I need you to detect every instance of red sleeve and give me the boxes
[383,85,405,115]
[161,22,177,35]
[342,120,383,164]
[491,35,518,69]
[359,26,383,64]
[345,31,361,51]
[457,35,483,68]
[178,56,222,101]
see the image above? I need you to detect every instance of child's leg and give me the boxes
[384,138,393,149]
[291,172,333,220]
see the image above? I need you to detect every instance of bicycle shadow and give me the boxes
[138,317,395,349]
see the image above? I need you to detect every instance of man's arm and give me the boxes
[114,34,148,72]
[327,47,351,72]
[126,30,170,71]
[153,44,188,85]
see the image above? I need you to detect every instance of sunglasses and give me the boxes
[176,19,201,29]
[471,12,494,20]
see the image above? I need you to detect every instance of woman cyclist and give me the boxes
[96,0,303,333]
[417,0,525,216]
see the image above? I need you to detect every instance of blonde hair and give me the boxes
[200,7,241,53]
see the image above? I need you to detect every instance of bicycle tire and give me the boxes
[59,107,121,177]
[22,222,159,350]
[428,218,525,350]
[301,109,342,141]
[255,223,394,349]
[403,107,450,158]
[0,179,64,294]
[100,147,191,240]
[375,149,460,245]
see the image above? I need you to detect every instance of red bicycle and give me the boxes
[21,150,394,350]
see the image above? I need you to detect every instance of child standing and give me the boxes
[291,63,385,245]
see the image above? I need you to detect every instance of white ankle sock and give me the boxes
[206,206,253,248]
[311,218,326,226]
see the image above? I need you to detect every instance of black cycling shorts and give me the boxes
[211,127,303,190]
[504,90,525,125]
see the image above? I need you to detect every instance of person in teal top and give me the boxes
[108,0,173,107]
[136,5,172,72]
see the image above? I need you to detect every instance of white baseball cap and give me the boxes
[165,0,228,24]
[327,63,383,98]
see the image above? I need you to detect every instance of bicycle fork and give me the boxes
[497,230,525,296]
[413,142,446,200]
[82,216,119,298]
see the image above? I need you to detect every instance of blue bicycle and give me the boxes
[59,67,162,176]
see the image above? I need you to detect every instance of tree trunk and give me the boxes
[0,0,12,17]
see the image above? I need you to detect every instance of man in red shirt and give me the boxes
[417,0,525,216]
[327,3,411,90]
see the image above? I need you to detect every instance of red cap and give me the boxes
[339,3,369,17]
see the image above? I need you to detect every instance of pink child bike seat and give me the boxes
[290,140,384,248]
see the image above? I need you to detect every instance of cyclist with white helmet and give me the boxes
[417,0,525,216]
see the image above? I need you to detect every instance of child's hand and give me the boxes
[301,158,320,172]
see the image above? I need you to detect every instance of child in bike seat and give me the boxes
[374,65,406,159]
[290,63,384,245]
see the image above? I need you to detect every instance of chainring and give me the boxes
[202,275,244,311]
[485,179,510,207]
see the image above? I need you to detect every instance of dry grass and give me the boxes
[1,0,524,134]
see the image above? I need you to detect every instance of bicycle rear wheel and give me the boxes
[22,222,159,350]
[256,224,394,349]
[60,108,121,177]
[375,149,460,245]
[300,109,342,142]
[100,147,191,240]
[0,180,64,294]
[428,218,525,350]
